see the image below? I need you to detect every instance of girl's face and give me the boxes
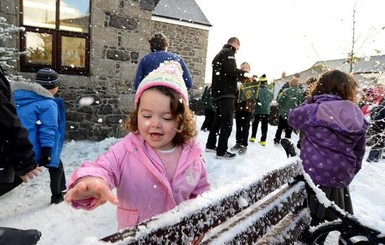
[137,89,179,151]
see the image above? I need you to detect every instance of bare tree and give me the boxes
[348,1,357,73]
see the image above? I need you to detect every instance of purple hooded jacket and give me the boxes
[288,94,368,188]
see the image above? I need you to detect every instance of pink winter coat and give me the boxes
[68,133,210,229]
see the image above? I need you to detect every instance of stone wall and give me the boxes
[153,21,208,89]
[0,0,209,141]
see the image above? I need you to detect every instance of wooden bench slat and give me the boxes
[255,209,312,245]
[201,181,309,244]
[100,161,303,244]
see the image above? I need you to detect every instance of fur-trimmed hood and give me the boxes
[11,81,54,98]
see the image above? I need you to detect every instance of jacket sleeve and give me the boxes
[0,75,37,176]
[190,157,210,198]
[353,133,366,174]
[38,101,58,149]
[288,105,309,130]
[68,140,128,210]
[179,59,193,89]
[221,49,245,79]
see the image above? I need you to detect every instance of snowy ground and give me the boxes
[0,116,384,244]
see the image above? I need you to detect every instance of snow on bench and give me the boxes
[100,160,311,244]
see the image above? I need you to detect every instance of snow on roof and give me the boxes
[153,0,211,27]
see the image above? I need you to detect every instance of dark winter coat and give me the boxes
[211,44,246,100]
[134,50,193,90]
[254,84,273,115]
[288,94,368,188]
[277,86,304,117]
[0,67,37,183]
[201,85,214,110]
[12,82,66,168]
[366,100,385,147]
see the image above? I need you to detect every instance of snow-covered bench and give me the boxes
[100,161,312,244]
[99,159,385,244]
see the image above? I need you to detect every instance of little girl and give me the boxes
[288,70,368,226]
[65,61,210,230]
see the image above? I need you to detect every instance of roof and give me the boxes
[352,55,385,74]
[153,0,211,27]
[311,54,385,74]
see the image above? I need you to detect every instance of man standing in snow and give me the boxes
[205,37,251,159]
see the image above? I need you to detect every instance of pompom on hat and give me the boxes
[135,61,188,107]
[35,68,61,89]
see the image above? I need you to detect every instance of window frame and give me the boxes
[19,0,91,75]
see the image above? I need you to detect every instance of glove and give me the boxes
[39,147,52,166]
[243,72,254,78]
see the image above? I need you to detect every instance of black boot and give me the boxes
[0,227,41,245]
[51,193,64,204]
[367,149,381,162]
[281,138,297,157]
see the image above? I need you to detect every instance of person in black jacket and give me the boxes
[200,85,214,132]
[366,98,385,162]
[0,66,41,193]
[205,37,252,159]
[0,66,42,245]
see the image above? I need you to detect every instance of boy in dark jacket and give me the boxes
[200,85,214,131]
[273,77,304,145]
[250,75,273,146]
[366,99,385,162]
[231,62,256,154]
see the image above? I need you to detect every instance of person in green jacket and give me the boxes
[273,77,305,144]
[200,85,214,131]
[250,75,273,146]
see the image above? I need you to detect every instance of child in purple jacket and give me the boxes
[288,70,368,226]
[65,61,210,231]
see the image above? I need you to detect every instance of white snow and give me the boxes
[0,116,384,244]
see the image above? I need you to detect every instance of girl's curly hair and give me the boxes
[310,70,358,102]
[123,86,197,145]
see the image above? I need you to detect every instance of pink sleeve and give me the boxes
[67,139,129,209]
[190,159,210,198]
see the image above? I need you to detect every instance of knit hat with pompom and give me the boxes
[135,61,188,107]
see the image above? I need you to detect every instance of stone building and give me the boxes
[0,0,211,140]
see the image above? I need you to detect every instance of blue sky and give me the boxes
[62,0,89,14]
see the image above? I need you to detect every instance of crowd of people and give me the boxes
[1,31,383,244]
[199,36,381,242]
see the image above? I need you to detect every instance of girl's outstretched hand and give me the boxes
[65,176,118,209]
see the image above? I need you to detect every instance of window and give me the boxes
[20,0,90,75]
